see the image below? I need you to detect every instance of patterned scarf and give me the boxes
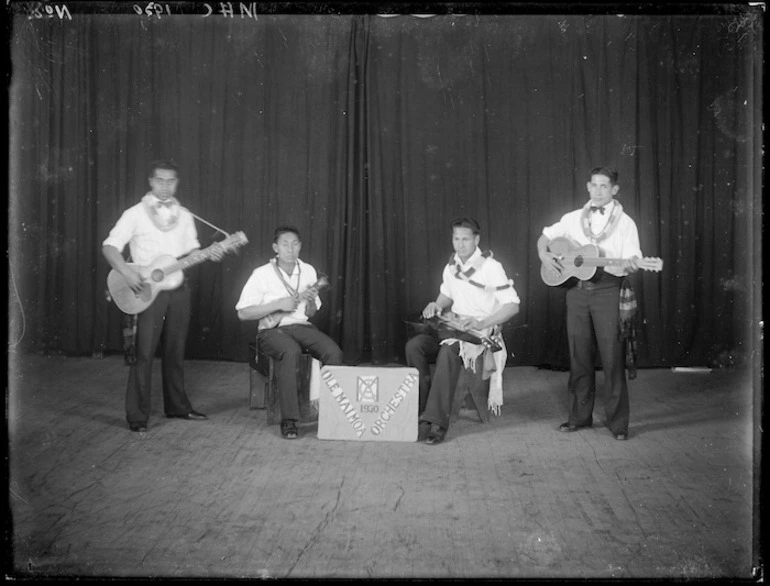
[618,277,638,379]
[447,250,514,292]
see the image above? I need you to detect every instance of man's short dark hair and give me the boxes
[273,225,301,243]
[148,159,179,177]
[589,166,619,185]
[450,217,481,235]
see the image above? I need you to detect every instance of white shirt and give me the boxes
[102,200,200,265]
[235,258,323,329]
[542,200,642,278]
[439,248,520,319]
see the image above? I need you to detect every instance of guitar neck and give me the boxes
[589,258,626,267]
[165,246,217,275]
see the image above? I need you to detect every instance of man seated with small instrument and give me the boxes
[102,159,227,432]
[537,166,649,441]
[235,226,343,440]
[414,217,520,445]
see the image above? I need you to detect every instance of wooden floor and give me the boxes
[7,352,757,579]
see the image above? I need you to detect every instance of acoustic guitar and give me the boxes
[424,312,502,352]
[259,274,330,330]
[541,236,663,287]
[107,231,248,314]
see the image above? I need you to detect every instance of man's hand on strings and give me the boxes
[122,268,145,294]
[276,295,300,313]
[539,248,563,274]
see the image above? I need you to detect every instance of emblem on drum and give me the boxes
[357,376,379,403]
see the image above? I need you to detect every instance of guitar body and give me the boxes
[107,257,185,314]
[540,237,600,286]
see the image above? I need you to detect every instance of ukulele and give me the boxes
[541,236,663,287]
[107,231,248,314]
[259,274,330,330]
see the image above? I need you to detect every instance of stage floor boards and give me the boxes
[7,353,757,579]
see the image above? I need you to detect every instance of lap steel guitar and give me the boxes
[107,231,248,314]
[424,312,502,352]
[541,236,663,287]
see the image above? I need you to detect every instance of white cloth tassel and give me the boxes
[488,335,507,416]
[309,357,321,408]
[441,336,507,416]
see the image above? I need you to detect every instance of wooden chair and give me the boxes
[449,368,490,424]
[248,343,318,425]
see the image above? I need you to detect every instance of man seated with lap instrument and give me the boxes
[235,225,343,440]
[411,217,520,445]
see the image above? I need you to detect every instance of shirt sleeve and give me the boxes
[438,265,453,300]
[488,261,521,305]
[102,208,137,252]
[235,270,266,311]
[542,217,568,242]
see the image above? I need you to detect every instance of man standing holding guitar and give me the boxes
[235,226,343,440]
[537,166,661,442]
[103,159,228,432]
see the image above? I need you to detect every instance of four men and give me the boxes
[104,162,644,443]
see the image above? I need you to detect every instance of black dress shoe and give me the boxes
[425,424,446,445]
[280,419,298,439]
[129,423,147,432]
[167,410,208,421]
[417,421,431,442]
[558,422,591,432]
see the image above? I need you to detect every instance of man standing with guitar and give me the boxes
[235,226,343,440]
[414,218,520,445]
[537,166,645,441]
[103,159,227,432]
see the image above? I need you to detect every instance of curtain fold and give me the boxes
[9,13,761,369]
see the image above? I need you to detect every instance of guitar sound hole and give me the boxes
[574,256,584,267]
[151,269,165,282]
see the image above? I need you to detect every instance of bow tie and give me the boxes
[156,199,175,208]
[590,205,606,215]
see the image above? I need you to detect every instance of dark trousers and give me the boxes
[405,333,440,414]
[257,324,343,421]
[126,283,193,424]
[565,277,629,434]
[419,342,485,431]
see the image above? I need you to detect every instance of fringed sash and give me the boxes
[619,277,638,379]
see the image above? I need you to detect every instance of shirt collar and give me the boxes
[455,246,482,269]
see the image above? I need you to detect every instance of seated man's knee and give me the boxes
[278,347,303,365]
[326,346,344,365]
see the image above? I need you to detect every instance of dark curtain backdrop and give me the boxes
[8,12,762,369]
